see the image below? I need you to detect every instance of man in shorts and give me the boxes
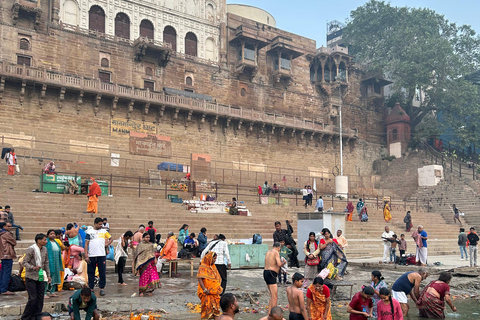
[391,269,428,316]
[68,287,100,320]
[264,242,286,313]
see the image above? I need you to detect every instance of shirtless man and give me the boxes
[218,293,239,320]
[131,225,145,274]
[259,306,285,320]
[264,242,287,312]
[391,268,429,316]
[65,223,80,245]
[286,273,308,320]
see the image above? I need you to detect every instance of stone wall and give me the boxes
[0,0,386,194]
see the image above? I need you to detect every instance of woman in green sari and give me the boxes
[45,229,63,298]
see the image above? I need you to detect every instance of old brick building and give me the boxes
[0,1,389,191]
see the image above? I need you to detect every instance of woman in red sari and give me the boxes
[418,272,457,318]
[134,233,160,296]
[197,252,223,320]
[346,202,354,221]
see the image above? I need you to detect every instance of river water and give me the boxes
[173,299,480,320]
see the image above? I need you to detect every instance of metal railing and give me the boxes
[423,142,478,180]
[37,170,429,214]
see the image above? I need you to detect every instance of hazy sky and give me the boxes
[227,0,480,48]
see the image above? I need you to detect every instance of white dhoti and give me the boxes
[416,247,428,264]
[156,258,168,272]
[383,245,391,262]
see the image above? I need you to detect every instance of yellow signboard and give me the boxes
[111,118,157,138]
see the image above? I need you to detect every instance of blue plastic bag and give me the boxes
[106,245,114,261]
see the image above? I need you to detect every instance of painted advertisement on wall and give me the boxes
[129,132,171,157]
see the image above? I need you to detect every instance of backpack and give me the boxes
[178,248,192,259]
[8,274,26,292]
[252,234,262,244]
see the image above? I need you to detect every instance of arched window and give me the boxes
[140,20,154,39]
[240,88,247,97]
[163,26,177,51]
[100,58,109,67]
[324,63,331,82]
[338,62,347,82]
[316,65,322,82]
[331,62,337,81]
[206,3,215,22]
[19,38,30,50]
[185,32,197,57]
[145,67,153,76]
[186,76,193,86]
[205,37,215,61]
[115,13,130,39]
[89,5,105,33]
[392,128,398,141]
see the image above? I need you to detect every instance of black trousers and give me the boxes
[88,256,106,289]
[288,245,300,268]
[22,278,45,320]
[117,257,126,284]
[216,264,227,294]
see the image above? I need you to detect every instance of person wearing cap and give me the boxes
[467,227,479,267]
[86,178,101,214]
[201,234,231,294]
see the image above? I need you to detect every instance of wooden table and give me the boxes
[168,259,194,277]
[324,279,354,299]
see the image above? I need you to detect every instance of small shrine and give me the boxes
[385,102,411,157]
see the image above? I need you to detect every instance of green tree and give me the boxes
[343,0,480,139]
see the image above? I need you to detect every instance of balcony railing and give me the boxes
[0,60,357,138]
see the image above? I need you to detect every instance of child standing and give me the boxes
[399,234,407,257]
[278,240,292,285]
[286,273,309,320]
[390,234,400,263]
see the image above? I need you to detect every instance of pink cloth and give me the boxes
[70,245,85,269]
[139,260,160,294]
[412,231,423,248]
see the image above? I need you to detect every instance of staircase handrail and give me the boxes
[422,141,477,181]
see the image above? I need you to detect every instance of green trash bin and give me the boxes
[41,174,81,193]
[88,180,109,196]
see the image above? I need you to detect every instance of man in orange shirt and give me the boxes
[156,231,178,276]
[87,178,101,214]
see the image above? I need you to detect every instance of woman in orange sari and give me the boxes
[307,277,332,320]
[383,201,392,223]
[346,202,355,221]
[197,252,223,320]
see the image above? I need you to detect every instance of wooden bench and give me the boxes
[324,279,354,300]
[168,259,194,278]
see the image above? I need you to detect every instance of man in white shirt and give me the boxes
[314,196,324,212]
[201,234,231,294]
[381,226,395,263]
[85,217,112,296]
